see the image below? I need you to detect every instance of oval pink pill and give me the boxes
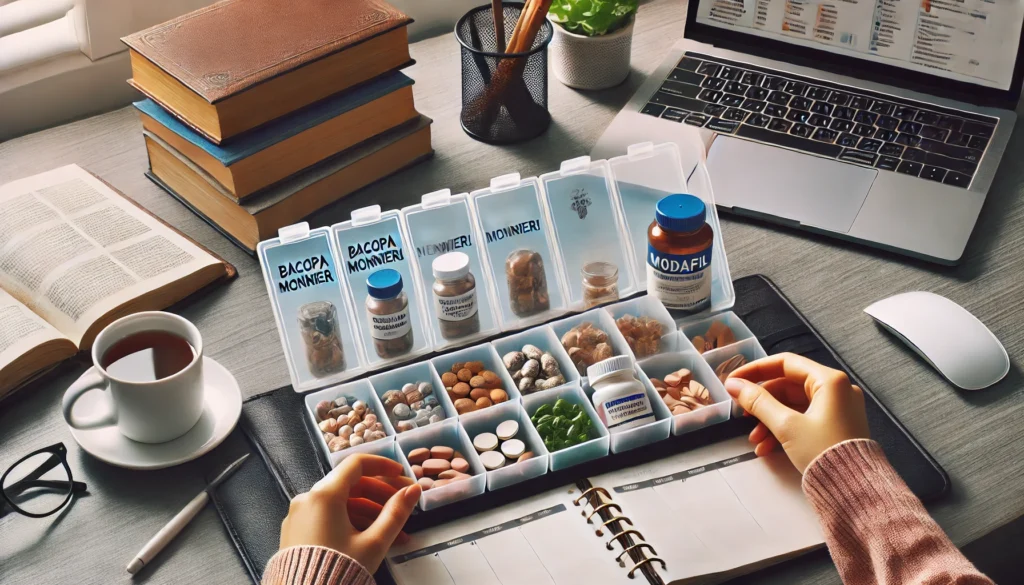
[430,445,455,460]
[408,447,430,465]
[417,477,434,490]
[451,457,470,473]
[422,458,452,476]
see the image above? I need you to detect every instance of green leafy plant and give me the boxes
[549,0,638,37]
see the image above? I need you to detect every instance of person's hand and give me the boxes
[279,454,421,572]
[723,353,869,474]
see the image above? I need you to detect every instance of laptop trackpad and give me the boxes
[706,136,877,233]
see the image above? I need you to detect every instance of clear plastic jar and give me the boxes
[298,301,345,377]
[505,249,550,318]
[365,269,414,359]
[432,252,480,340]
[581,261,619,309]
[647,194,714,312]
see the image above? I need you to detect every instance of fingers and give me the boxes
[748,421,772,445]
[313,454,406,499]
[361,484,422,549]
[351,477,400,506]
[376,475,416,491]
[729,353,834,387]
[724,378,794,433]
[348,501,410,545]
[761,379,810,411]
[754,435,780,457]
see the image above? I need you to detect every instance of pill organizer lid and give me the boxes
[655,194,705,232]
[587,355,635,383]
[432,252,471,280]
[367,269,403,299]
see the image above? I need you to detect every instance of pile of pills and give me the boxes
[408,446,473,491]
[715,354,746,382]
[615,314,664,358]
[690,320,736,354]
[505,249,551,317]
[560,322,614,375]
[440,361,509,414]
[650,368,714,415]
[380,381,446,433]
[472,420,535,470]
[502,344,566,394]
[530,398,593,452]
[314,396,387,453]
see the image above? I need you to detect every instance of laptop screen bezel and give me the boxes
[685,1,1024,109]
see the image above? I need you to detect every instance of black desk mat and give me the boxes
[210,274,948,584]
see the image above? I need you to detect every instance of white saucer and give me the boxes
[68,357,243,470]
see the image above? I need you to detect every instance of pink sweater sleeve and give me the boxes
[802,439,992,585]
[261,546,375,585]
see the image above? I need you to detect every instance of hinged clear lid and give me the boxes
[257,225,366,391]
[608,142,735,314]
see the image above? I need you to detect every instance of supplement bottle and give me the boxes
[581,260,619,308]
[365,268,414,358]
[587,355,656,433]
[647,194,714,312]
[431,252,480,340]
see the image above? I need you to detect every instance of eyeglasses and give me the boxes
[2,443,87,519]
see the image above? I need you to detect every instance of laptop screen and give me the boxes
[694,0,1024,92]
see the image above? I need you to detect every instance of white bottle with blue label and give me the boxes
[588,355,656,434]
[646,194,714,312]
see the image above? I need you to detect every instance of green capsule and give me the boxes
[537,414,555,426]
[571,411,589,426]
[577,433,589,443]
[556,416,572,429]
[534,404,553,418]
[536,422,552,437]
[566,423,580,438]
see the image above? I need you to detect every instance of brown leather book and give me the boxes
[122,0,413,144]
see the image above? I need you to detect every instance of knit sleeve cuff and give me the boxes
[261,546,375,585]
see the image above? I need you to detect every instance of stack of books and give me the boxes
[123,0,433,253]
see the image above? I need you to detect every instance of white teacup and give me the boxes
[62,312,205,444]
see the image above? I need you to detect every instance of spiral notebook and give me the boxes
[385,435,824,585]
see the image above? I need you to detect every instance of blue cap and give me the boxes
[366,268,404,299]
[655,194,706,233]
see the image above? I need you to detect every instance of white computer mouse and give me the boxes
[864,291,1009,390]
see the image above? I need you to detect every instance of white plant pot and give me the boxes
[550,17,634,90]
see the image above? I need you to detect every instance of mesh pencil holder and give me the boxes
[456,3,553,144]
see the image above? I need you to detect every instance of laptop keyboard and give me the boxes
[640,53,999,189]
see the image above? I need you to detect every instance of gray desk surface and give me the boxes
[2,1,1022,583]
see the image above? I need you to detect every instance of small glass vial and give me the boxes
[432,252,480,340]
[587,355,656,434]
[365,268,414,359]
[581,261,619,309]
[505,249,550,318]
[647,194,714,312]
[297,301,345,377]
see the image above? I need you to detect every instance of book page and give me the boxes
[0,288,72,369]
[0,165,219,345]
[387,489,630,585]
[589,437,823,583]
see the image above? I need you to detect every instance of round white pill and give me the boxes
[473,432,499,452]
[480,450,506,470]
[501,438,526,459]
[496,420,519,441]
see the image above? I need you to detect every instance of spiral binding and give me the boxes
[576,483,666,583]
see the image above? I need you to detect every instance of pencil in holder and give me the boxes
[456,3,553,144]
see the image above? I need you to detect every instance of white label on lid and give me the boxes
[434,288,478,322]
[370,307,411,340]
[646,243,713,311]
[599,392,656,432]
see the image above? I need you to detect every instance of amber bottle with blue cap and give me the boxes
[366,268,414,358]
[646,194,714,312]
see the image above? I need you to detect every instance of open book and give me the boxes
[0,165,235,399]
[386,436,824,585]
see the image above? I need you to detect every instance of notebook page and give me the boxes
[387,488,629,585]
[589,436,823,583]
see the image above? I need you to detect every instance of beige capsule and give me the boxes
[715,354,747,382]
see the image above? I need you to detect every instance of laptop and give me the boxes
[592,0,1023,265]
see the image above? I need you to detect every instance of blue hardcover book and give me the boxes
[135,72,417,198]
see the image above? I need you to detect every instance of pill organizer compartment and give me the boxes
[638,347,732,436]
[607,142,735,314]
[581,363,672,454]
[603,295,678,360]
[549,308,633,381]
[539,157,638,309]
[396,419,487,510]
[459,401,550,491]
[330,206,432,368]
[429,343,522,415]
[305,379,397,468]
[258,224,366,392]
[701,337,768,417]
[400,190,501,351]
[468,173,568,330]
[523,383,610,472]
[368,361,458,436]
[677,311,756,353]
[490,325,579,396]
[332,438,417,486]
